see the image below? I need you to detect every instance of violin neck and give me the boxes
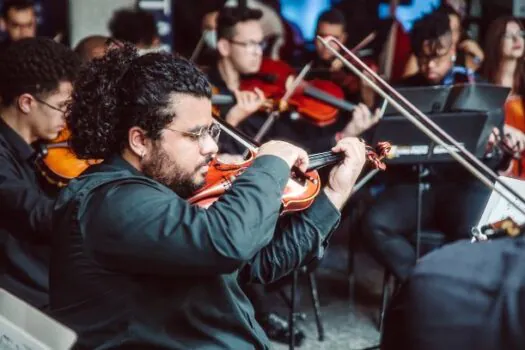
[307,151,344,171]
[303,84,355,112]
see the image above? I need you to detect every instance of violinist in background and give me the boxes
[362,10,495,283]
[48,44,367,349]
[0,0,37,53]
[73,35,110,63]
[207,6,267,135]
[0,38,79,310]
[193,2,222,69]
[306,8,377,109]
[399,10,477,87]
[107,7,162,54]
[402,3,485,79]
[483,16,525,178]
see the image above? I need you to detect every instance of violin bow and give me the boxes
[190,30,207,62]
[252,62,312,143]
[317,35,525,217]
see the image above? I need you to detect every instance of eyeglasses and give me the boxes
[503,31,525,41]
[418,50,452,66]
[165,123,221,147]
[228,39,267,53]
[34,97,67,114]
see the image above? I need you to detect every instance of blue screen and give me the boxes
[378,0,441,32]
[281,0,332,41]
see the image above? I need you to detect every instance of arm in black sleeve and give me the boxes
[83,155,291,276]
[0,154,54,240]
[240,190,341,284]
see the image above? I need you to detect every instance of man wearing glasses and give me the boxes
[206,6,268,153]
[49,44,366,349]
[0,37,79,309]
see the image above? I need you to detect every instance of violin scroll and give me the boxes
[365,141,391,171]
[472,216,523,242]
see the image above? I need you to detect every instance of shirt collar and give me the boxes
[98,154,143,177]
[0,117,35,161]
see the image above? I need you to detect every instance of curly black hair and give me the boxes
[108,8,158,47]
[410,10,452,58]
[1,0,34,18]
[0,37,80,107]
[67,44,212,159]
[217,6,263,40]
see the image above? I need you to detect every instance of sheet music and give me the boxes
[475,176,525,232]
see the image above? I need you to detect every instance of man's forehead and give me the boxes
[422,35,452,55]
[167,93,212,124]
[317,22,344,36]
[7,7,35,21]
[232,20,263,40]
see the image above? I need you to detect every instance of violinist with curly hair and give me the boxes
[48,44,367,349]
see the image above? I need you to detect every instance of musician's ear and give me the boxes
[128,126,149,160]
[0,18,5,32]
[217,38,230,57]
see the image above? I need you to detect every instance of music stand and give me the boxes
[383,85,452,115]
[372,110,492,259]
[446,83,511,112]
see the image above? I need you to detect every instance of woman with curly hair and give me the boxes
[49,43,367,349]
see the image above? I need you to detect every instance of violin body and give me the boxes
[238,58,346,127]
[35,128,102,187]
[188,149,322,214]
[289,79,344,126]
[504,96,525,178]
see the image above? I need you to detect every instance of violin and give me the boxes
[188,117,392,213]
[35,128,102,187]
[239,57,351,127]
[504,96,525,178]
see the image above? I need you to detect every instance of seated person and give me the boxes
[73,35,110,63]
[0,0,37,52]
[210,6,381,156]
[108,7,162,54]
[382,236,525,350]
[0,37,79,309]
[361,10,502,283]
[402,3,484,79]
[48,43,367,349]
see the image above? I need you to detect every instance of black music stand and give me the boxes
[384,85,452,115]
[372,111,491,258]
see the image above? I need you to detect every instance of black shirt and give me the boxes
[49,154,340,349]
[0,117,56,309]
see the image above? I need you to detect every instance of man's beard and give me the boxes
[141,143,211,199]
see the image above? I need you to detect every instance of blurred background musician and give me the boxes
[107,7,162,53]
[483,16,525,178]
[73,34,110,63]
[0,37,79,310]
[402,1,485,79]
[361,9,495,283]
[0,0,37,52]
